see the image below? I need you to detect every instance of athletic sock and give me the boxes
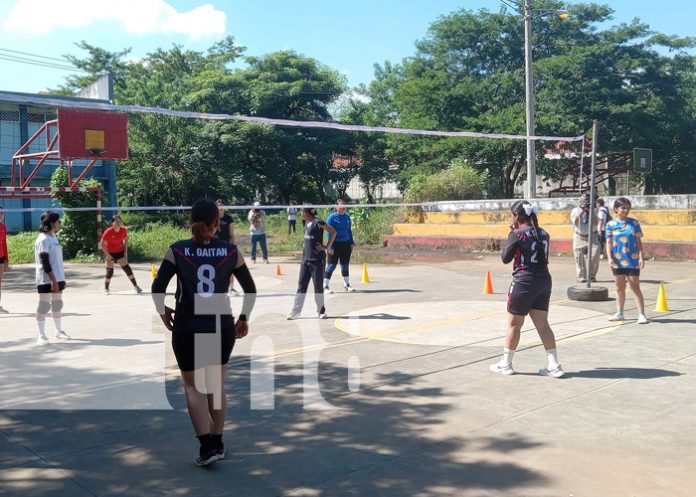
[130,279,138,287]
[211,433,223,450]
[502,348,515,366]
[323,278,330,288]
[342,276,350,286]
[53,318,62,333]
[197,434,213,455]
[37,320,46,337]
[546,348,560,370]
[105,282,110,290]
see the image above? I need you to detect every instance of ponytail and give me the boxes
[189,200,219,243]
[511,200,546,263]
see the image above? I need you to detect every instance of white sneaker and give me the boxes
[318,312,328,319]
[104,288,110,295]
[323,286,333,294]
[539,365,565,378]
[344,285,356,292]
[286,312,300,320]
[637,313,649,324]
[54,331,71,340]
[0,306,9,314]
[36,336,49,346]
[608,312,625,322]
[134,286,143,294]
[489,362,515,375]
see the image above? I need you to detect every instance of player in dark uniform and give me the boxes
[152,200,256,466]
[489,200,565,378]
[287,207,336,319]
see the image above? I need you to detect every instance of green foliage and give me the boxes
[50,167,103,259]
[350,207,401,245]
[6,232,35,264]
[405,162,488,202]
[126,225,189,261]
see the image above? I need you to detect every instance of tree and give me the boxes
[365,2,696,197]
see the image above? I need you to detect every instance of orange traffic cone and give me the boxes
[482,271,494,294]
[275,264,283,276]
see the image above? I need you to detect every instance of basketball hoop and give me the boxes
[87,148,107,157]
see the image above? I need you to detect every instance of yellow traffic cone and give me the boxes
[655,282,669,312]
[361,263,370,284]
[151,264,157,280]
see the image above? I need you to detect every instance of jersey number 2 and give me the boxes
[530,241,549,263]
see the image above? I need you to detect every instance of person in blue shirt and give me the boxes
[323,200,356,293]
[605,197,648,324]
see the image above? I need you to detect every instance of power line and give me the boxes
[0,47,69,63]
[0,54,88,73]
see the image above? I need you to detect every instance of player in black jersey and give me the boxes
[152,200,257,466]
[287,207,336,319]
[489,200,565,378]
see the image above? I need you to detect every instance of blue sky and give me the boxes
[1,0,695,95]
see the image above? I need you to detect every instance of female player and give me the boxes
[605,197,648,324]
[35,211,70,345]
[0,206,9,314]
[100,215,142,294]
[287,207,336,319]
[151,200,256,466]
[489,201,565,378]
[323,200,356,293]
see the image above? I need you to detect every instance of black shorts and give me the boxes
[507,273,552,316]
[37,281,67,294]
[0,256,6,265]
[612,268,640,276]
[328,241,353,265]
[171,328,236,372]
[109,251,125,262]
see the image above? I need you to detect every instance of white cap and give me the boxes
[253,201,260,207]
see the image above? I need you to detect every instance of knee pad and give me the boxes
[37,300,51,314]
[106,268,114,279]
[340,263,350,276]
[122,264,134,276]
[325,263,337,275]
[51,299,64,312]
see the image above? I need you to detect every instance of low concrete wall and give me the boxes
[422,195,696,212]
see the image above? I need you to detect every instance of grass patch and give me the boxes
[4,207,403,264]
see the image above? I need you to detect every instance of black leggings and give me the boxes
[291,259,325,314]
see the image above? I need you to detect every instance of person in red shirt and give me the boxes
[0,206,9,313]
[99,215,142,294]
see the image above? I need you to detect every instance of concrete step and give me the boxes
[384,235,696,260]
[407,210,696,225]
[392,223,696,242]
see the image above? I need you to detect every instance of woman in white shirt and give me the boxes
[34,211,70,345]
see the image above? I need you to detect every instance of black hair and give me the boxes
[39,211,60,233]
[596,198,605,207]
[111,214,122,223]
[303,206,317,216]
[613,197,631,210]
[510,200,545,261]
[190,200,219,243]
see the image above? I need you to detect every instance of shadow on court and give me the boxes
[0,361,548,497]
[564,368,682,380]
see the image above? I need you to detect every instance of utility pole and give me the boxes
[524,0,536,199]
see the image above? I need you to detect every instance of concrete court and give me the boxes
[0,254,695,497]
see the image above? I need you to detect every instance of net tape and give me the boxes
[0,91,585,143]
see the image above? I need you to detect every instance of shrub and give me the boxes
[405,162,488,203]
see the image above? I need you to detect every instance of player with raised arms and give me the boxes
[489,200,565,378]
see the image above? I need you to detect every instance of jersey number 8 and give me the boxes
[197,264,216,297]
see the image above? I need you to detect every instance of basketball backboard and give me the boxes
[58,109,128,160]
